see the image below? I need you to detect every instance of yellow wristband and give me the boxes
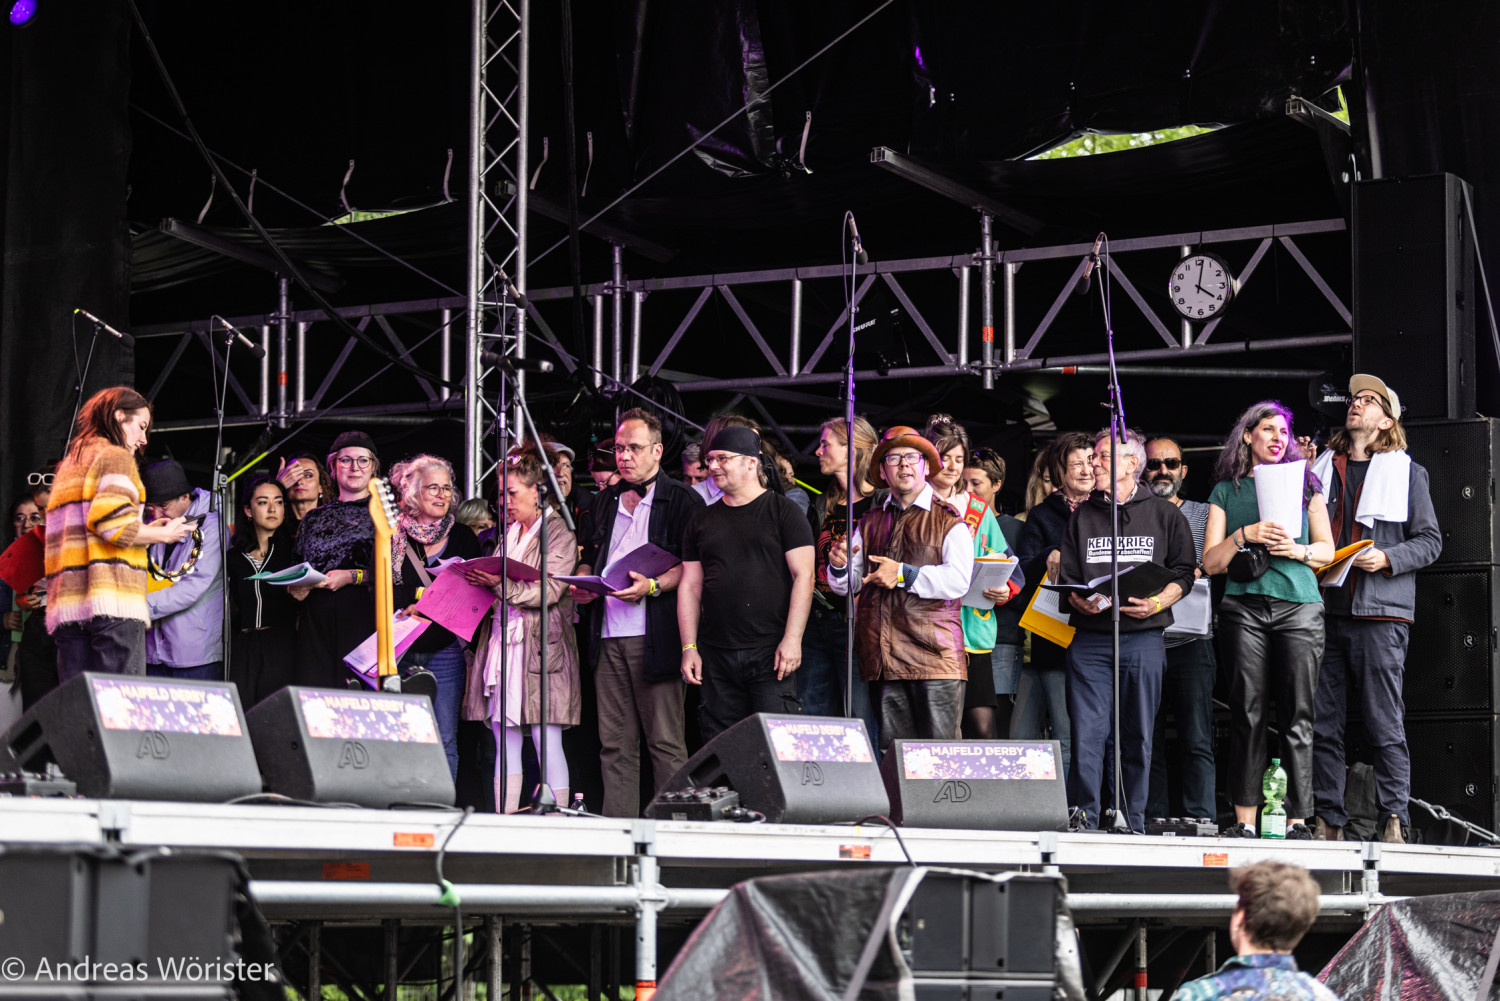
[1151,595,1162,613]
[682,643,697,652]
[353,569,364,585]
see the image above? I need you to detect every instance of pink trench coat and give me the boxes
[462,508,581,727]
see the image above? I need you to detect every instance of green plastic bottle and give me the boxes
[1261,758,1288,839]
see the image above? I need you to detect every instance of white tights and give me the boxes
[491,722,568,814]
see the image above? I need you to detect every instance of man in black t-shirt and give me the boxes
[679,426,815,741]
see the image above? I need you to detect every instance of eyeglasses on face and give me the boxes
[1351,393,1386,409]
[12,512,43,526]
[882,453,924,468]
[27,472,53,487]
[336,455,373,469]
[1144,457,1182,472]
[704,453,744,468]
[614,442,651,456]
[422,483,454,497]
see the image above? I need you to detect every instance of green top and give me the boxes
[943,494,1007,654]
[1208,477,1322,604]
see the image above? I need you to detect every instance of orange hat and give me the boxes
[869,425,941,484]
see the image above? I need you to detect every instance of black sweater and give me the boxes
[1057,484,1196,634]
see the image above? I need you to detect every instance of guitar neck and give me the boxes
[368,479,398,679]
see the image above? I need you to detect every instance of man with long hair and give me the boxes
[1309,375,1441,843]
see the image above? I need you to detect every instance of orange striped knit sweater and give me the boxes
[45,438,150,630]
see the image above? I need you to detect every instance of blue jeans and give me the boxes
[1147,638,1218,820]
[992,644,1023,697]
[400,642,465,779]
[1313,616,1411,826]
[1012,656,1071,779]
[1066,629,1165,833]
[796,607,880,753]
[146,661,223,681]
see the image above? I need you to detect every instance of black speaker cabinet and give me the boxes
[1405,418,1499,566]
[647,713,888,824]
[1353,173,1475,421]
[1,673,263,801]
[1349,714,1500,834]
[902,872,1060,980]
[1404,566,1500,713]
[246,686,455,807]
[880,740,1069,830]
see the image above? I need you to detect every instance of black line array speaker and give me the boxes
[1352,173,1475,421]
[1349,715,1500,835]
[1405,566,1500,714]
[1405,418,1499,566]
[647,713,888,824]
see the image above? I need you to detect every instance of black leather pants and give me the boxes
[878,679,965,750]
[1220,594,1326,819]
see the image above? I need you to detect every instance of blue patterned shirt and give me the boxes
[1172,953,1340,1001]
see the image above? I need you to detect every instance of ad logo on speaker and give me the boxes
[338,741,371,769]
[800,762,824,786]
[933,780,972,804]
[135,732,171,759]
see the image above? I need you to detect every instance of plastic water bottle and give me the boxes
[1261,758,1288,839]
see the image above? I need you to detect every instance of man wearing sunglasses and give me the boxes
[1308,375,1440,844]
[1143,438,1217,827]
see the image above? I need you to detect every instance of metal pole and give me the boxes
[629,290,643,384]
[384,919,399,1001]
[1180,244,1194,348]
[276,276,289,425]
[1134,923,1149,1001]
[440,306,453,401]
[636,856,660,997]
[1004,260,1017,364]
[1204,929,1216,975]
[612,245,624,385]
[308,922,321,1000]
[486,916,503,1001]
[513,0,531,416]
[790,278,803,375]
[956,265,970,367]
[258,323,271,418]
[464,0,487,498]
[980,212,995,390]
[295,320,307,415]
[591,293,605,388]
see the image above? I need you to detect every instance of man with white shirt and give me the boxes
[1310,374,1440,843]
[829,426,975,748]
[576,409,705,817]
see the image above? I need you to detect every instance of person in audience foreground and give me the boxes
[1310,375,1440,844]
[45,387,191,681]
[679,425,814,741]
[463,444,580,812]
[576,409,703,816]
[829,426,974,748]
[923,415,1022,739]
[1202,402,1333,839]
[1057,429,1194,833]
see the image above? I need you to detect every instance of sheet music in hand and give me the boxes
[555,543,682,597]
[962,555,1019,609]
[1316,539,1375,588]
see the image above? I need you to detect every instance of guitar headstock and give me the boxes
[368,477,401,541]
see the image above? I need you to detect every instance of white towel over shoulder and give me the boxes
[1311,449,1410,528]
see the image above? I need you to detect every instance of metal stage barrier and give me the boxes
[4,797,1494,991]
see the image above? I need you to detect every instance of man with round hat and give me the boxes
[142,458,225,681]
[1309,374,1441,843]
[677,424,815,741]
[827,426,976,749]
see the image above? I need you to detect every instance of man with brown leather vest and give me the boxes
[828,426,975,750]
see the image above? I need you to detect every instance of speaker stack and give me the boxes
[1351,172,1496,836]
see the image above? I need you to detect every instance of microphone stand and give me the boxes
[843,212,862,722]
[1096,238,1131,833]
[210,319,237,683]
[66,319,109,449]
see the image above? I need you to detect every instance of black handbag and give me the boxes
[1227,542,1271,582]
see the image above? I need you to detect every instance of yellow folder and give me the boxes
[1019,582,1075,649]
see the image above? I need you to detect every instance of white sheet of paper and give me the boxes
[343,616,432,675]
[962,556,1019,608]
[1033,586,1087,621]
[1319,552,1359,588]
[1164,577,1212,638]
[1253,459,1305,535]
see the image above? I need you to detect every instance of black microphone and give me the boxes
[480,351,554,374]
[212,315,268,361]
[1073,233,1105,297]
[73,308,135,348]
[846,213,868,265]
[494,266,529,307]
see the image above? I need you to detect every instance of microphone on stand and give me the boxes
[73,308,135,348]
[494,266,530,308]
[480,351,554,374]
[846,213,868,265]
[211,315,267,361]
[1073,232,1106,297]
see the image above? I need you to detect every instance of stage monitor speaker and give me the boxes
[647,713,887,824]
[1405,418,1499,566]
[0,672,262,801]
[246,686,454,807]
[1404,566,1500,714]
[1352,173,1475,421]
[902,871,1061,980]
[879,740,1069,831]
[0,846,239,998]
[1349,714,1500,836]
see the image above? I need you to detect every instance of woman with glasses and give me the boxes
[9,476,59,707]
[923,415,1021,740]
[1012,432,1095,775]
[3,496,41,685]
[389,454,479,779]
[227,477,299,708]
[291,430,382,688]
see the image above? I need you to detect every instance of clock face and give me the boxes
[1169,254,1233,320]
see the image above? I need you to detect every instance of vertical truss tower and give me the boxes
[465,0,530,496]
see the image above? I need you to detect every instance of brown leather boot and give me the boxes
[1380,814,1406,844]
[1314,817,1344,841]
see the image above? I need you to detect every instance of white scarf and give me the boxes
[1311,449,1410,528]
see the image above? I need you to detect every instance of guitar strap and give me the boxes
[404,542,435,589]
